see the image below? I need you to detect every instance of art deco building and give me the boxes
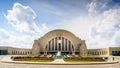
[0,29,120,56]
[32,29,87,56]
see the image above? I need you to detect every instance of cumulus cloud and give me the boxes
[5,3,47,33]
[49,6,120,49]
[87,8,120,48]
[0,29,36,48]
[0,3,49,48]
[1,1,120,49]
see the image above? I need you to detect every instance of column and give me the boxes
[53,39,54,51]
[64,38,66,51]
[67,40,69,51]
[46,44,49,51]
[65,39,67,51]
[52,39,54,51]
[57,37,59,51]
[62,37,64,51]
[49,41,50,51]
[69,41,71,51]
[55,37,57,51]
[61,37,62,51]
[70,42,72,51]
[51,40,52,51]
[53,38,55,51]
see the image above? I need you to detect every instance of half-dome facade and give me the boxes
[32,29,87,56]
[1,29,120,56]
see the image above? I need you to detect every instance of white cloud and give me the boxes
[112,31,120,45]
[87,8,120,48]
[5,3,47,34]
[87,0,97,15]
[0,29,10,40]
[0,3,49,48]
[87,0,110,15]
[96,9,120,33]
[0,29,37,48]
[50,3,120,49]
[50,16,94,40]
[1,1,120,49]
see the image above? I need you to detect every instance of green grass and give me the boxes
[21,60,54,62]
[64,60,104,62]
[81,56,103,58]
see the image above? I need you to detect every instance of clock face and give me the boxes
[58,40,61,43]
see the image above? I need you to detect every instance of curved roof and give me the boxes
[42,29,78,39]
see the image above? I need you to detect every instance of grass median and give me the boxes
[21,60,54,62]
[64,60,104,62]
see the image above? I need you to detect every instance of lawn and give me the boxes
[22,60,54,62]
[81,56,103,58]
[64,60,104,62]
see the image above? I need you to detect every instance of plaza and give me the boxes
[0,29,120,68]
[0,29,120,56]
[0,55,120,68]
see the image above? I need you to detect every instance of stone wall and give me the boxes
[0,46,32,55]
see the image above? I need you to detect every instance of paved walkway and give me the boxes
[0,55,4,60]
[53,59,65,63]
[1,55,13,62]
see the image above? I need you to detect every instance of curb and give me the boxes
[0,61,119,65]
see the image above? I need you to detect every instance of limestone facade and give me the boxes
[32,29,87,56]
[0,46,32,55]
[88,47,120,56]
[0,29,120,56]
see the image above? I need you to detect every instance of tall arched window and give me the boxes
[45,37,74,52]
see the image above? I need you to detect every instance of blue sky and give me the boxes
[0,0,120,49]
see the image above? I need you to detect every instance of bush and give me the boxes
[63,56,105,62]
[11,56,54,61]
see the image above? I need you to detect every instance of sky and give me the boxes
[0,0,120,49]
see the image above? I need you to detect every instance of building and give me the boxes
[32,29,87,56]
[0,29,120,56]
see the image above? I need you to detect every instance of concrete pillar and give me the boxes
[66,39,67,51]
[64,38,66,51]
[52,39,54,51]
[67,40,69,51]
[57,37,59,51]
[50,40,52,51]
[60,37,62,51]
[48,42,50,51]
[55,37,57,51]
[62,37,64,51]
[65,39,67,51]
[54,38,55,51]
[70,41,71,51]
[55,37,56,51]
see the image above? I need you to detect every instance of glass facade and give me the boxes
[0,50,8,55]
